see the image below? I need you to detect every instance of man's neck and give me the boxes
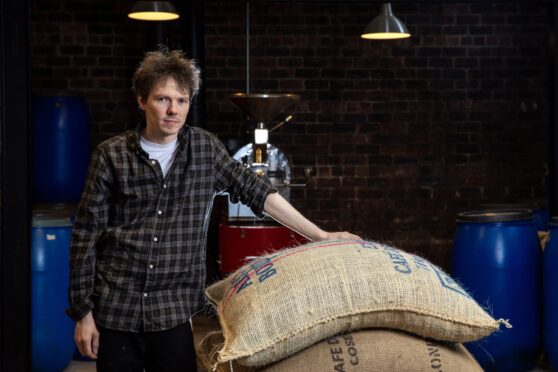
[141,127,178,145]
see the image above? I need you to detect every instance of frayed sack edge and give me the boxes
[212,308,512,367]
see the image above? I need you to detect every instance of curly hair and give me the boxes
[132,50,201,101]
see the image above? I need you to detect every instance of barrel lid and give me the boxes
[220,221,284,228]
[457,209,534,223]
[32,209,73,227]
[33,203,77,216]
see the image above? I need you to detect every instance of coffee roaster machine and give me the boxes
[218,93,308,275]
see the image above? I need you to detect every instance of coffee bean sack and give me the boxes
[205,240,509,367]
[198,329,482,372]
[263,329,482,372]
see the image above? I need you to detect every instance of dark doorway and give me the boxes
[0,0,31,370]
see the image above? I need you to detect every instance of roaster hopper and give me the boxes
[226,93,300,220]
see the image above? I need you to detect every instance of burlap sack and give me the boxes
[205,240,510,367]
[191,313,254,372]
[198,331,225,372]
[199,331,255,372]
[263,329,482,372]
[200,329,482,372]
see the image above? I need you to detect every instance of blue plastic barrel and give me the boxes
[519,199,550,231]
[452,209,542,371]
[544,216,558,370]
[32,95,90,203]
[479,201,549,231]
[31,210,75,372]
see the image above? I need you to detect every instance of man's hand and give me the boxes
[74,311,100,359]
[321,231,362,241]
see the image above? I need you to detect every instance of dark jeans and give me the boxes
[96,323,198,372]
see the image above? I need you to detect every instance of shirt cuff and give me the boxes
[65,298,94,322]
[250,182,278,219]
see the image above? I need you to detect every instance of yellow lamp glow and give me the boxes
[128,1,179,22]
[361,32,411,40]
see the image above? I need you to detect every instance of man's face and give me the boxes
[138,77,190,144]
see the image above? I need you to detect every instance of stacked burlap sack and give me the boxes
[202,240,511,371]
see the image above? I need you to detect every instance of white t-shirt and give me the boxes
[140,136,178,178]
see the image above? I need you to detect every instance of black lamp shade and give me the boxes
[361,3,410,40]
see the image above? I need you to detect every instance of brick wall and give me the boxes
[205,1,551,268]
[30,0,551,269]
[30,0,184,141]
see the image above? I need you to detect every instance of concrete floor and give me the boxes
[63,361,96,372]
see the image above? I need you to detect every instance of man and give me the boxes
[67,50,360,371]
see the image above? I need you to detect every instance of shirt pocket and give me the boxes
[117,181,160,224]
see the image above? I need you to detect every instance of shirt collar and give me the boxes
[127,120,191,156]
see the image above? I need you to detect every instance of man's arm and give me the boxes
[210,132,360,240]
[263,192,362,241]
[67,147,112,359]
[67,147,111,320]
[75,311,99,359]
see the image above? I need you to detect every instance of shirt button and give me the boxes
[153,237,158,242]
[157,210,162,215]
[163,184,167,188]
[143,292,148,297]
[151,160,156,165]
[149,264,154,269]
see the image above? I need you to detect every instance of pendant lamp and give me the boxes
[361,3,410,40]
[128,1,179,21]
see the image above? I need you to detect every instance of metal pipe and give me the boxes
[270,115,293,133]
[178,0,206,128]
[246,0,250,94]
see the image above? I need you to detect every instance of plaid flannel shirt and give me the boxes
[66,124,275,332]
